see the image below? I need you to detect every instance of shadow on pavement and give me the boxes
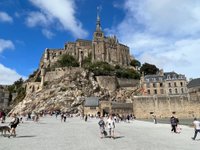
[16,135,36,138]
[105,136,125,139]
[113,136,125,139]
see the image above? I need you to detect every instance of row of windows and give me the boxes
[168,88,185,94]
[147,89,164,95]
[166,75,185,80]
[146,82,184,88]
[147,88,185,95]
[168,82,183,87]
[145,75,185,82]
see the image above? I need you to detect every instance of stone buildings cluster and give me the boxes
[40,14,131,70]
[16,12,200,119]
[140,70,188,96]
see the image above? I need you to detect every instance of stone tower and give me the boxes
[92,11,105,62]
[40,68,46,88]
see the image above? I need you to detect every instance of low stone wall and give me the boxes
[117,78,139,87]
[133,95,200,119]
[45,67,85,82]
[96,76,118,92]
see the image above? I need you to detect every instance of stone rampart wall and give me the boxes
[45,67,85,82]
[117,78,139,87]
[133,94,200,119]
[96,76,118,92]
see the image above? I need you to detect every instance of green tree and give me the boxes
[130,59,141,68]
[57,54,79,67]
[88,61,115,76]
[7,78,26,106]
[140,63,159,75]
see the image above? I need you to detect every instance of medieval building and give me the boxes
[140,70,188,96]
[40,14,132,69]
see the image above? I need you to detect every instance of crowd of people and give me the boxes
[0,109,200,141]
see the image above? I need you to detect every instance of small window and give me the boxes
[168,83,171,87]
[174,82,177,87]
[169,89,172,94]
[180,82,183,87]
[175,89,178,94]
[154,89,157,94]
[147,90,150,95]
[160,83,163,87]
[181,88,184,93]
[153,83,156,88]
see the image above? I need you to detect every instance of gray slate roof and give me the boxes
[187,78,200,88]
[84,97,99,107]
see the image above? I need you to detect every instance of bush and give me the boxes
[56,54,79,67]
[88,61,115,76]
[116,68,140,79]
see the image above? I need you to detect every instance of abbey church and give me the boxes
[40,14,132,69]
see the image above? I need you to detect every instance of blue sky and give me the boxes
[0,0,200,85]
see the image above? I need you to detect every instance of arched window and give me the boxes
[169,89,172,94]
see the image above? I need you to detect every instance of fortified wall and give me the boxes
[133,95,200,119]
[96,76,140,92]
[44,67,85,82]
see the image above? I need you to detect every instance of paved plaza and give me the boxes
[0,116,199,150]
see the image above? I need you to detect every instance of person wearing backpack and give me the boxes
[170,116,177,133]
[8,113,20,138]
[98,116,106,138]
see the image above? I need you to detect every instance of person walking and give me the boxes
[191,118,200,140]
[170,116,178,133]
[98,116,106,138]
[106,114,115,139]
[8,114,20,138]
[153,115,157,124]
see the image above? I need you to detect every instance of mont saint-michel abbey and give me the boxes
[40,14,131,69]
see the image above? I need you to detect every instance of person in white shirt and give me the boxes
[106,114,115,139]
[192,118,200,140]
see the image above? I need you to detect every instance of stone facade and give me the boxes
[39,14,132,69]
[0,85,10,109]
[140,70,188,96]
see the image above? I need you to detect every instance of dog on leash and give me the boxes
[0,126,10,136]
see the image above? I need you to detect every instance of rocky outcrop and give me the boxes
[10,69,139,115]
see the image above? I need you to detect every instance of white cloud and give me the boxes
[27,0,88,38]
[109,0,200,79]
[42,29,55,39]
[0,11,13,23]
[123,0,200,37]
[0,39,15,53]
[26,11,51,27]
[0,64,26,85]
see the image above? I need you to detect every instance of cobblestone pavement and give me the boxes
[0,116,199,150]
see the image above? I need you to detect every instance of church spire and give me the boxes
[96,6,102,32]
